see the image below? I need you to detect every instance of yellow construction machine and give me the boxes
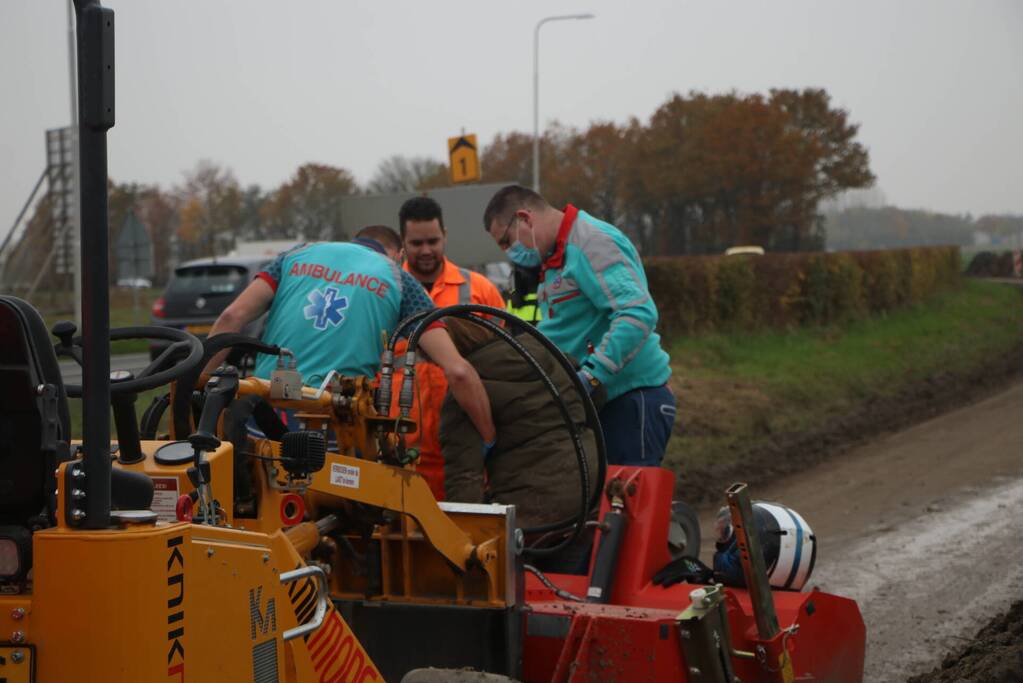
[0,3,866,681]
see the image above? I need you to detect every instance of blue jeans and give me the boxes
[598,384,677,466]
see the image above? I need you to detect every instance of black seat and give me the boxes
[0,296,71,531]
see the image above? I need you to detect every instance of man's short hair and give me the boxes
[482,185,548,232]
[356,224,402,253]
[398,196,444,237]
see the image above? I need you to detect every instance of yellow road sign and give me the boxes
[448,134,480,184]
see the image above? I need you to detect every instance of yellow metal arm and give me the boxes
[308,453,476,572]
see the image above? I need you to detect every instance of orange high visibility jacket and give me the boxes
[391,258,505,500]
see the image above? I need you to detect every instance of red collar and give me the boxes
[543,204,579,271]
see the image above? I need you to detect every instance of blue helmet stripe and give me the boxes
[782,506,804,589]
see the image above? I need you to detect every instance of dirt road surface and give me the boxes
[699,380,1023,682]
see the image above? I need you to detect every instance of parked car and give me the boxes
[149,256,270,362]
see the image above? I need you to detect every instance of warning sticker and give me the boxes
[330,463,360,489]
[152,477,180,523]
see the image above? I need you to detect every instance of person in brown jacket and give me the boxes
[438,318,598,530]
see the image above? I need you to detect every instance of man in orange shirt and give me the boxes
[395,196,505,500]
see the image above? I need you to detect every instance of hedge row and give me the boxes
[645,246,961,336]
[965,251,1020,278]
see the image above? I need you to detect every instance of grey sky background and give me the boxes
[2,0,1020,239]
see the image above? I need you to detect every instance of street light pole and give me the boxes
[533,13,594,193]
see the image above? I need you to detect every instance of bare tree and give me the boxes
[367,155,446,194]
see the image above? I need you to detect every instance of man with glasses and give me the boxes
[482,185,675,466]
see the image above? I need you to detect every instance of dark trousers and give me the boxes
[598,383,677,466]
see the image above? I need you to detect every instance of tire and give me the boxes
[669,499,702,560]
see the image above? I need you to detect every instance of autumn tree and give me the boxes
[629,89,875,254]
[236,185,268,242]
[108,181,152,284]
[175,161,243,260]
[103,181,184,285]
[2,195,56,294]
[542,121,639,228]
[136,188,179,285]
[480,132,534,188]
[262,163,357,240]
[480,121,663,252]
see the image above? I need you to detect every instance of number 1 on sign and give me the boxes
[447,133,480,183]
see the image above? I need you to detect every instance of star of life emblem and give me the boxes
[304,286,349,330]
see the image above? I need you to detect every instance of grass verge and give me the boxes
[40,287,160,355]
[67,388,167,440]
[665,280,1023,499]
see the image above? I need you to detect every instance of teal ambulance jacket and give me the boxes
[537,206,671,402]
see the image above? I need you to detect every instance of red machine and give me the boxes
[520,467,865,683]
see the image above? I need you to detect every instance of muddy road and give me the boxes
[699,380,1023,682]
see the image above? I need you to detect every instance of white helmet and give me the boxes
[714,502,817,591]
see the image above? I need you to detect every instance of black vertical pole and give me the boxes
[75,0,115,529]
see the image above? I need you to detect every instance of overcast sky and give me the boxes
[1,0,1020,239]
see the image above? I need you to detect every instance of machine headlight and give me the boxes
[0,526,32,583]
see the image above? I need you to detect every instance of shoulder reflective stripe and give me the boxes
[593,349,621,374]
[595,315,651,369]
[568,217,627,273]
[457,268,472,305]
[596,269,648,311]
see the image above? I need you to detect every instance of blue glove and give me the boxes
[482,439,497,460]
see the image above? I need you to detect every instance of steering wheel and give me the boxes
[56,324,204,397]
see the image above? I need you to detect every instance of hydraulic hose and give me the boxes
[390,304,608,557]
[442,312,588,556]
[394,304,608,514]
[395,304,608,522]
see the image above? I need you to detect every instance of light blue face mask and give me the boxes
[503,217,543,268]
[506,240,543,268]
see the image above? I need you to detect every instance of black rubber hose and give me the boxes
[394,304,608,556]
[396,304,607,517]
[401,305,608,523]
[172,333,281,440]
[442,313,589,556]
[387,308,433,349]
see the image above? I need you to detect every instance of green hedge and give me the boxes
[646,246,961,336]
